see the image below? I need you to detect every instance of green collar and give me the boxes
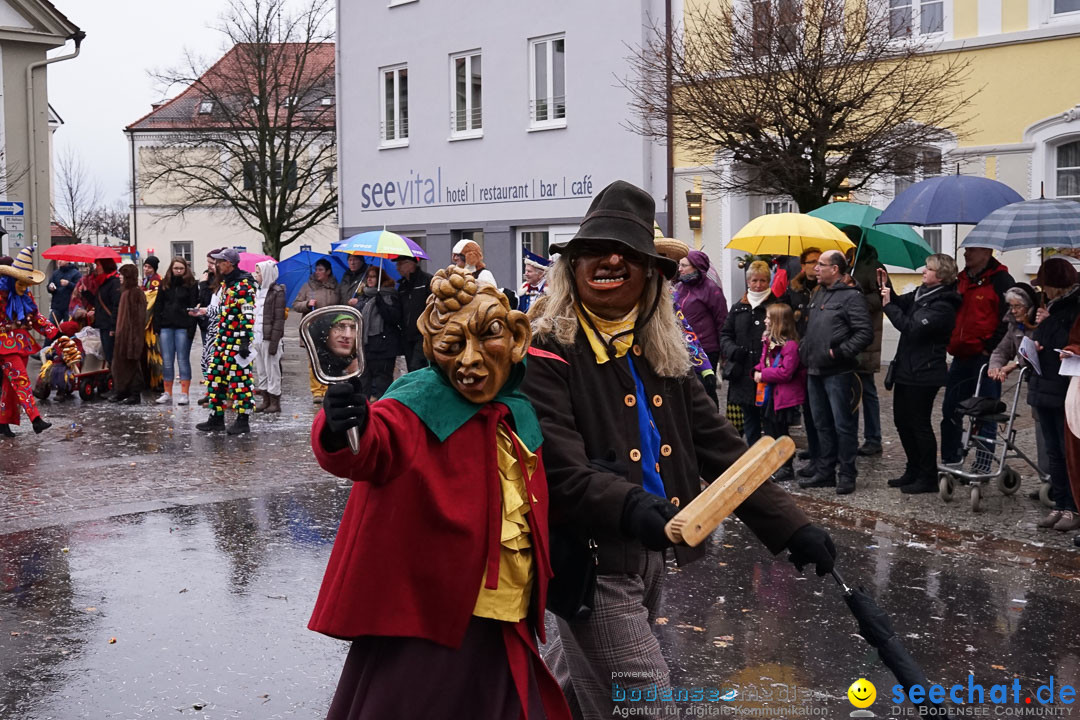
[382,361,543,452]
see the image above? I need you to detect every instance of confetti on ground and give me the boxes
[655,617,668,625]
[108,637,117,644]
[713,635,734,647]
[675,624,705,632]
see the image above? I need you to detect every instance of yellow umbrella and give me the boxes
[727,212,855,255]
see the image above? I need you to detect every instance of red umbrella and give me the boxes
[42,244,122,262]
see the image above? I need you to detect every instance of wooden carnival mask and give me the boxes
[420,265,530,404]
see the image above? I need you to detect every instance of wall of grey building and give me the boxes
[337,0,668,288]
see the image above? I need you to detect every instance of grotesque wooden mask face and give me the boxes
[420,266,530,404]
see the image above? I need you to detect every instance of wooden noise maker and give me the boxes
[664,435,796,547]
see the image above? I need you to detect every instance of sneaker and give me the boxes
[1052,511,1080,532]
[177,393,189,406]
[155,393,172,405]
[1037,510,1063,529]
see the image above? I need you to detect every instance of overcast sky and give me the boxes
[47,0,233,205]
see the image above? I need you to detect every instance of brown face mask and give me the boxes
[420,266,531,404]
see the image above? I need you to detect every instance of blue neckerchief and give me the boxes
[0,276,37,322]
[627,357,665,498]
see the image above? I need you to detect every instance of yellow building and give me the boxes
[673,0,1080,298]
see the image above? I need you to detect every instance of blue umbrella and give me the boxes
[875,175,1023,227]
[959,198,1080,251]
[277,250,348,306]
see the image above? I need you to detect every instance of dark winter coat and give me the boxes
[1028,287,1080,409]
[718,294,781,405]
[338,266,368,305]
[674,275,728,354]
[86,274,122,332]
[47,264,82,318]
[782,272,818,339]
[153,280,199,333]
[522,330,810,573]
[799,280,873,376]
[948,258,1014,359]
[397,268,434,346]
[882,284,962,387]
[259,284,286,354]
[355,287,403,361]
[850,244,887,373]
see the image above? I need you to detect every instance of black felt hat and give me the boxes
[552,180,678,279]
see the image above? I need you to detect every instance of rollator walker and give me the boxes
[937,364,1052,512]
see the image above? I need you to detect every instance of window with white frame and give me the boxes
[894,147,943,251]
[450,51,482,137]
[171,241,193,263]
[751,0,802,56]
[888,0,944,38]
[1054,0,1080,16]
[764,199,794,214]
[380,64,409,146]
[529,35,565,129]
[1057,141,1080,200]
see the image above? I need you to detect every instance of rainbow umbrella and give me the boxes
[336,230,428,260]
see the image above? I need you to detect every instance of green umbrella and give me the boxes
[808,202,933,269]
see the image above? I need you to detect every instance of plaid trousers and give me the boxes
[544,550,677,719]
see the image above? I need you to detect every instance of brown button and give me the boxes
[660,444,672,457]
[632,345,642,356]
[624,394,637,407]
[629,448,642,462]
[670,496,680,507]
[652,395,663,407]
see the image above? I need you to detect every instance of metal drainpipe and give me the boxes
[26,31,85,249]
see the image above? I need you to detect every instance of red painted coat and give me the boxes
[309,400,553,648]
[0,291,57,356]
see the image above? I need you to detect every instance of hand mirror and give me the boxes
[300,306,365,453]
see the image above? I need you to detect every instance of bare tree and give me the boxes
[625,0,979,211]
[140,0,336,259]
[86,201,131,243]
[53,147,103,241]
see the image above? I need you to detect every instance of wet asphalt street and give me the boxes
[3,337,1080,718]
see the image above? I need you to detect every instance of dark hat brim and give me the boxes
[550,236,679,280]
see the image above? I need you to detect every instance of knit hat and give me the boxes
[1034,256,1079,289]
[144,255,160,271]
[0,247,45,285]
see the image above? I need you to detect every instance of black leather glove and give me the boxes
[700,371,717,402]
[786,524,837,576]
[321,381,369,451]
[238,341,250,358]
[621,487,680,551]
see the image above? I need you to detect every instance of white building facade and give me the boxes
[337,0,669,287]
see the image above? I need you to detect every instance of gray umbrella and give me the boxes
[959,198,1080,251]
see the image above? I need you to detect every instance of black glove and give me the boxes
[700,372,717,402]
[621,487,680,551]
[238,341,250,358]
[323,381,369,434]
[786,524,837,576]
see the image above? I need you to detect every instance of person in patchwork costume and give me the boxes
[34,320,84,401]
[196,248,256,436]
[0,248,60,436]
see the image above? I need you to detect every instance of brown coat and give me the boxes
[292,275,339,314]
[111,286,147,394]
[259,283,286,352]
[523,330,810,573]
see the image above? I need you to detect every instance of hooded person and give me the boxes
[521,180,836,719]
[673,249,728,364]
[452,239,497,287]
[0,248,60,435]
[309,265,573,720]
[253,259,286,414]
[109,264,148,404]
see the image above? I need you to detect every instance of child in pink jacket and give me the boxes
[754,303,806,481]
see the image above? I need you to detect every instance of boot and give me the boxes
[772,462,795,482]
[888,472,917,488]
[901,477,939,494]
[254,390,270,413]
[227,414,251,435]
[32,417,52,434]
[265,393,282,414]
[196,413,226,432]
[197,395,211,407]
[798,470,836,489]
[1052,510,1080,532]
[836,476,857,495]
[0,424,15,437]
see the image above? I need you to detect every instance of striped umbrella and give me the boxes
[336,230,428,259]
[959,198,1080,251]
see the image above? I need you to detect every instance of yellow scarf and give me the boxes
[576,304,638,364]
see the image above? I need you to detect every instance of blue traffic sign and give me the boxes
[0,201,24,216]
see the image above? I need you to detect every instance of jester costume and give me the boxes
[206,268,256,418]
[142,273,164,393]
[1,249,59,434]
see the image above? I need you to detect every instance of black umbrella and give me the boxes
[831,569,952,716]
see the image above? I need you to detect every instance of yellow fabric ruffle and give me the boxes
[473,426,538,623]
[575,305,639,364]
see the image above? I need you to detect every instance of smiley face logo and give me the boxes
[848,678,876,708]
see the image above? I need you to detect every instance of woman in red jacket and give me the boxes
[309,265,571,720]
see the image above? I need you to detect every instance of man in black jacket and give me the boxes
[798,250,873,495]
[46,261,81,322]
[394,256,433,372]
